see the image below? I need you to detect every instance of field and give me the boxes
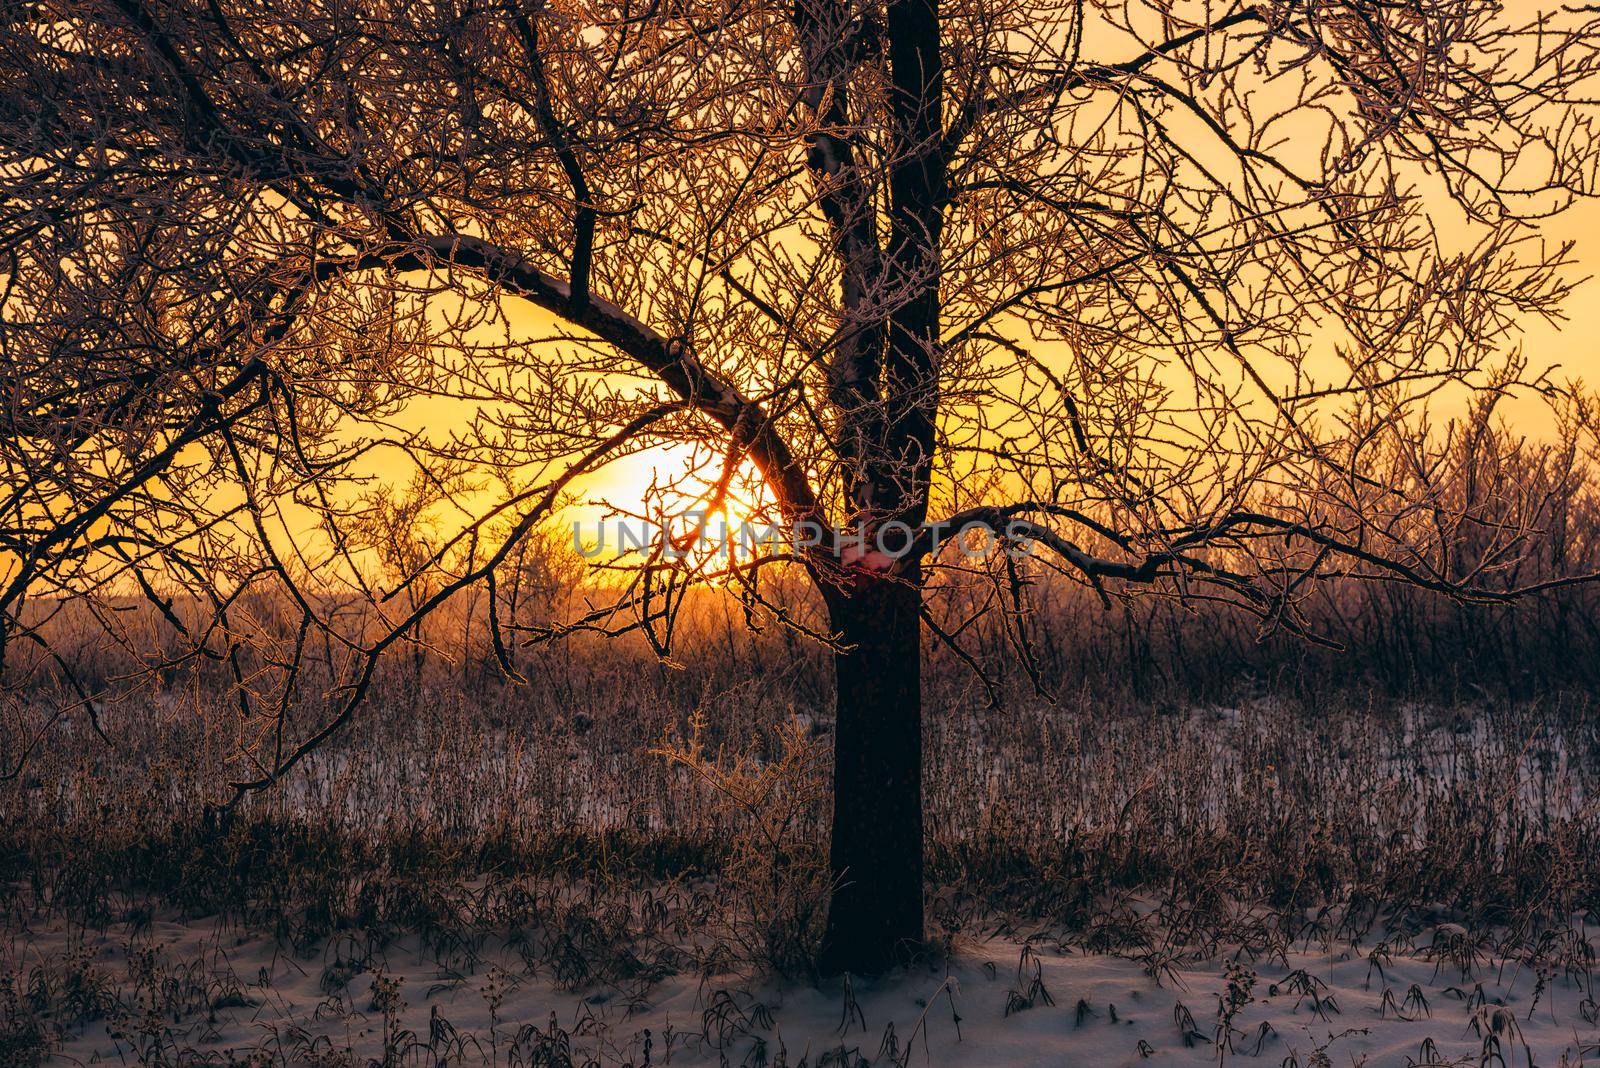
[5,590,1600,1066]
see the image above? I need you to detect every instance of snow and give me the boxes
[10,910,1598,1066]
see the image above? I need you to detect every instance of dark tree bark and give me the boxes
[817,573,925,975]
[812,0,947,976]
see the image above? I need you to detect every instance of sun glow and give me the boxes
[570,441,779,570]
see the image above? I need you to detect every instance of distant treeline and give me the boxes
[10,401,1600,718]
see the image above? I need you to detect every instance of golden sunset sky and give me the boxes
[577,199,1600,525]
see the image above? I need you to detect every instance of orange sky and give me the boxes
[581,199,1600,519]
[1510,198,1600,389]
[311,178,1600,567]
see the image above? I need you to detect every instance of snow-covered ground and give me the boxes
[8,910,1598,1066]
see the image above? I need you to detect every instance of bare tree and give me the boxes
[3,0,1600,974]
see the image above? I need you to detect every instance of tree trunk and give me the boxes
[816,574,924,975]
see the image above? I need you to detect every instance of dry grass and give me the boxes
[4,586,1600,1063]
